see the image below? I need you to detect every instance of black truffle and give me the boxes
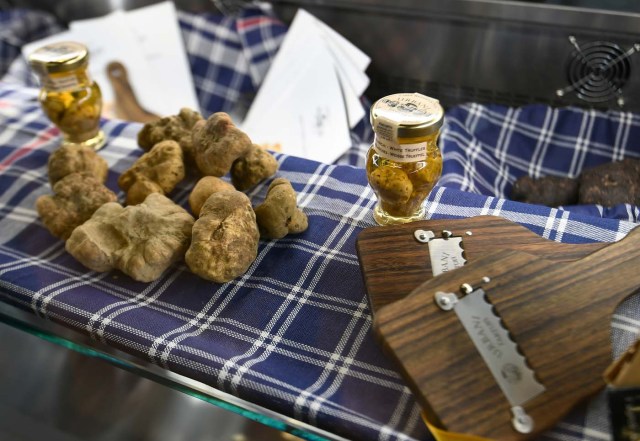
[511,176,579,207]
[579,158,640,206]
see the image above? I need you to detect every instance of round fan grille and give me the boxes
[566,41,630,103]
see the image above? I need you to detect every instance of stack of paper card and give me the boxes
[242,9,370,164]
[21,2,199,120]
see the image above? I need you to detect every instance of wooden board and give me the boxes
[374,225,640,440]
[356,215,606,317]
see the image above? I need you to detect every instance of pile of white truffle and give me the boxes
[36,110,308,283]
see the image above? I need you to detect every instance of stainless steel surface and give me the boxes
[427,236,466,276]
[453,288,546,407]
[0,323,286,441]
[413,229,434,243]
[434,291,458,311]
[269,0,640,110]
[0,302,347,441]
[8,0,221,22]
[511,406,534,434]
[272,0,640,34]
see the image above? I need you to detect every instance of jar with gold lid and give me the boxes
[28,41,105,150]
[366,93,444,225]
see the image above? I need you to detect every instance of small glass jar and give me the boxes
[366,93,444,225]
[28,41,105,150]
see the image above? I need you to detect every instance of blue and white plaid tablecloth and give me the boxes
[1,81,639,441]
[1,5,640,441]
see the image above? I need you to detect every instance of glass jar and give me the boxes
[366,93,444,225]
[28,42,105,150]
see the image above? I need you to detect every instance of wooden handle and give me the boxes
[374,225,640,440]
[106,61,160,124]
[356,216,607,316]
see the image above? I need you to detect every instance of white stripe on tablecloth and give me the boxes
[442,131,514,195]
[424,186,446,218]
[495,107,516,164]
[492,107,518,197]
[612,112,631,162]
[553,210,570,242]
[542,208,560,240]
[528,107,552,177]
[490,197,505,217]
[613,314,640,328]
[479,196,495,216]
[378,386,414,441]
[466,102,482,133]
[243,275,364,306]
[0,166,49,188]
[568,108,596,177]
[613,322,640,334]
[148,241,277,367]
[559,422,610,441]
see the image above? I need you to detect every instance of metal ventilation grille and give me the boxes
[557,37,639,106]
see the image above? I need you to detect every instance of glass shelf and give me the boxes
[0,301,347,441]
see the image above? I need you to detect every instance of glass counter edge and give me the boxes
[0,301,347,441]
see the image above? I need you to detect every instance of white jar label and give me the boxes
[374,135,427,162]
[40,73,83,92]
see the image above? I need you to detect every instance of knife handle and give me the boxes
[106,61,160,124]
[570,225,640,307]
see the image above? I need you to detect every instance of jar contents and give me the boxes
[28,42,105,150]
[366,93,443,225]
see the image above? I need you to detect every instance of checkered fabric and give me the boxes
[177,6,286,117]
[1,81,639,441]
[0,9,63,79]
[440,103,640,222]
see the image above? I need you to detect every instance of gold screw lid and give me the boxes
[371,93,444,138]
[28,41,89,75]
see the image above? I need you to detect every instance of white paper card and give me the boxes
[242,9,369,163]
[246,61,350,164]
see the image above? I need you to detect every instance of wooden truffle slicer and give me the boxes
[106,61,160,123]
[373,225,640,440]
[356,215,606,318]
